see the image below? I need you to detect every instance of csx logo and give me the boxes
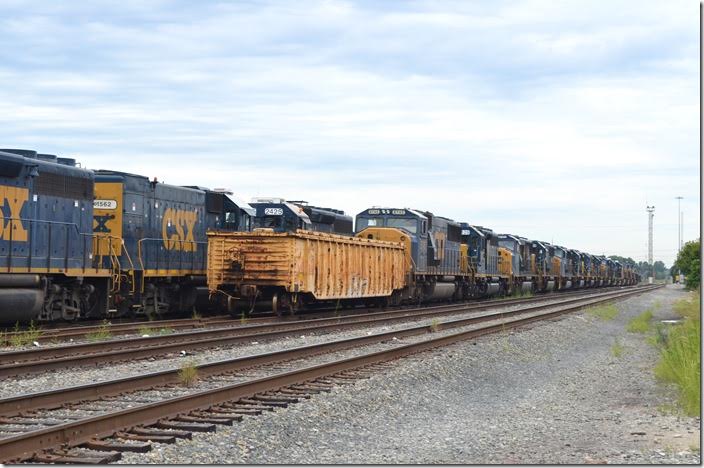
[162,208,198,251]
[0,186,28,242]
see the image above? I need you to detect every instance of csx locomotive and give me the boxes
[0,149,253,323]
[0,148,640,322]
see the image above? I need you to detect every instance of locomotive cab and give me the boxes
[250,198,353,235]
[355,208,467,302]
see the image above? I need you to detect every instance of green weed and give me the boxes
[672,291,699,320]
[653,293,700,417]
[178,359,199,387]
[85,319,112,342]
[627,310,653,333]
[510,289,534,299]
[610,338,624,358]
[9,321,43,347]
[429,318,440,333]
[587,304,619,321]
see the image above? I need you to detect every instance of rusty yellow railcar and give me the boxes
[207,229,407,315]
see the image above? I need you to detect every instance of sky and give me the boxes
[0,0,699,266]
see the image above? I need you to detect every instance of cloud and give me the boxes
[0,0,697,265]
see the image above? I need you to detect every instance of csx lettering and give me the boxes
[162,208,198,251]
[0,186,29,242]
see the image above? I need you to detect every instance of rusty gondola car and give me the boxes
[207,229,407,315]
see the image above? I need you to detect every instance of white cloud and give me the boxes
[0,0,697,265]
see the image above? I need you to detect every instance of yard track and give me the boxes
[0,286,654,377]
[1,285,632,346]
[0,284,660,463]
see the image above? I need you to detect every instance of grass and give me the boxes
[672,292,699,320]
[9,321,43,347]
[191,310,202,320]
[429,318,440,333]
[610,338,624,358]
[627,310,653,333]
[653,291,700,416]
[85,319,112,342]
[511,289,534,299]
[178,359,199,387]
[587,304,619,321]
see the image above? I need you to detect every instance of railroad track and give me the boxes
[1,285,633,346]
[0,284,660,463]
[0,286,655,376]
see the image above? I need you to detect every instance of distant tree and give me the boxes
[609,255,636,265]
[637,260,652,278]
[653,260,668,280]
[673,239,701,289]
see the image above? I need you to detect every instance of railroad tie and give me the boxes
[130,426,192,439]
[291,383,331,393]
[290,384,331,392]
[192,410,244,422]
[84,438,152,453]
[276,388,313,398]
[208,405,261,416]
[155,420,217,432]
[252,394,299,404]
[34,448,122,464]
[237,398,287,408]
[32,452,114,464]
[176,413,236,425]
[311,379,335,386]
[216,403,266,414]
[116,431,177,444]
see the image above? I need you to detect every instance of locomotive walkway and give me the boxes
[0,285,660,463]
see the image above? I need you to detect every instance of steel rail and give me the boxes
[1,285,635,345]
[0,285,659,416]
[0,286,657,376]
[0,284,659,463]
[0,285,648,360]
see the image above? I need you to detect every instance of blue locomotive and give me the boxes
[355,207,469,303]
[0,149,112,323]
[93,171,254,316]
[249,198,353,235]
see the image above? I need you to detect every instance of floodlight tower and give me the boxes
[675,196,683,253]
[646,205,655,278]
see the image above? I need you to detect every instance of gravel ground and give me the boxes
[116,284,700,464]
[0,297,587,398]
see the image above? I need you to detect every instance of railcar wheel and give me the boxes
[272,292,282,317]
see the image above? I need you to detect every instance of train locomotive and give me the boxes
[0,149,113,323]
[249,198,353,235]
[93,170,254,317]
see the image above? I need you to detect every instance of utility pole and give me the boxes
[675,196,683,254]
[646,205,655,281]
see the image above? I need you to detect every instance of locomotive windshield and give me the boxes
[254,216,281,229]
[386,218,418,233]
[356,217,385,230]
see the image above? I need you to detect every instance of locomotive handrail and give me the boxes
[2,216,118,275]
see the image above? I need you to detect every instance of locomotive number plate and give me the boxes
[264,207,284,216]
[94,199,118,210]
